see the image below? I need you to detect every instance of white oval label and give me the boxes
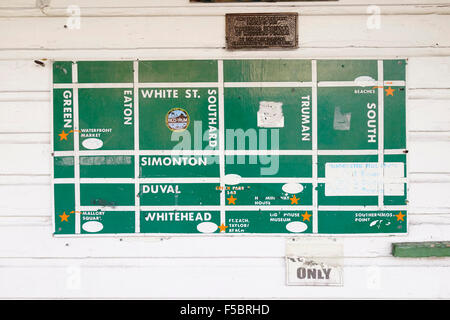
[82,138,103,150]
[82,221,104,233]
[282,183,304,194]
[286,221,308,233]
[223,174,242,186]
[354,76,376,87]
[197,222,218,233]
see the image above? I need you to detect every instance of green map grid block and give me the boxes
[224,87,312,150]
[225,210,313,234]
[140,211,221,233]
[139,87,219,150]
[81,211,135,234]
[384,86,406,149]
[77,61,133,83]
[78,88,134,150]
[383,60,406,81]
[54,156,74,179]
[53,61,73,84]
[139,60,218,83]
[224,59,312,82]
[54,184,75,235]
[52,59,407,236]
[317,87,378,150]
[225,155,312,177]
[224,183,312,206]
[80,183,135,207]
[318,210,407,234]
[53,88,74,151]
[317,60,378,81]
[80,155,134,178]
[140,155,220,178]
[140,183,221,206]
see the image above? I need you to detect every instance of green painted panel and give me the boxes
[384,86,406,149]
[77,61,133,83]
[224,87,312,150]
[139,60,218,83]
[53,61,73,83]
[225,155,312,177]
[317,60,377,81]
[318,87,378,150]
[140,183,221,206]
[54,156,74,178]
[318,210,407,234]
[80,183,135,206]
[139,87,218,150]
[224,59,311,82]
[80,156,134,178]
[80,210,134,234]
[53,59,407,236]
[383,60,406,81]
[225,210,313,233]
[392,241,450,258]
[53,88,74,151]
[79,88,134,150]
[224,183,312,206]
[140,155,220,178]
[54,184,75,235]
[140,211,221,233]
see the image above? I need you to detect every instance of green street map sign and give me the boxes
[52,59,407,236]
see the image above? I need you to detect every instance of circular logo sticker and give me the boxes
[166,108,190,131]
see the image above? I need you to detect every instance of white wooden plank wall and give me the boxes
[0,0,449,299]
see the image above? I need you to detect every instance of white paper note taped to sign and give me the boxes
[325,162,404,196]
[257,101,284,128]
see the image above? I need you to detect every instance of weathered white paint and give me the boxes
[0,0,449,299]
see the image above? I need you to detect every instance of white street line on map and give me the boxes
[218,60,226,227]
[133,60,141,233]
[72,62,81,234]
[52,149,406,157]
[76,205,406,212]
[312,60,319,234]
[378,60,385,210]
[54,83,133,89]
[224,82,312,88]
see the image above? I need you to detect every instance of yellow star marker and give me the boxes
[385,86,395,96]
[227,195,237,205]
[58,130,69,141]
[395,211,405,221]
[218,224,228,232]
[59,212,69,222]
[301,211,312,222]
[290,194,299,204]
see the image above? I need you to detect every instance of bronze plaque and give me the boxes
[226,13,298,49]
